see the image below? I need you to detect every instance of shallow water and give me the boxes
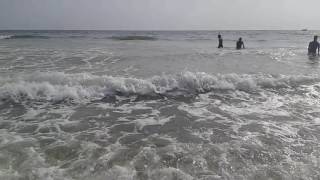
[0,30,320,180]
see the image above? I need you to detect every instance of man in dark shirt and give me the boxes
[218,34,223,48]
[308,36,320,56]
[236,37,245,49]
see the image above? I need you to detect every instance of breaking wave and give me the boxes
[0,35,13,39]
[0,71,318,102]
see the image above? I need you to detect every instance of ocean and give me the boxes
[0,30,320,180]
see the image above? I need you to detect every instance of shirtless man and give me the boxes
[236,37,245,49]
[308,36,320,56]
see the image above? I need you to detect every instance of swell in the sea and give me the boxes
[0,71,319,103]
[0,34,158,41]
[110,35,157,41]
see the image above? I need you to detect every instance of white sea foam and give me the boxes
[0,35,13,40]
[0,71,319,102]
[135,116,174,130]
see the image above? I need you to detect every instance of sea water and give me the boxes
[0,30,320,180]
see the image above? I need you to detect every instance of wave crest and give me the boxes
[1,35,50,39]
[0,72,318,102]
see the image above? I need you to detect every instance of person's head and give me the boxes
[314,35,318,41]
[218,34,221,38]
[239,37,242,41]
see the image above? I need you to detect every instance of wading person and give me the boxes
[236,37,245,49]
[218,34,223,48]
[308,35,320,56]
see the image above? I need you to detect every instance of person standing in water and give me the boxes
[218,34,223,48]
[308,35,320,56]
[236,37,245,49]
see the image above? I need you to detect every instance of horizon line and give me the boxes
[0,29,318,31]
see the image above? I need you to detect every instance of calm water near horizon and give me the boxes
[0,30,320,180]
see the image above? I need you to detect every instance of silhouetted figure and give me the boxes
[308,35,320,56]
[236,38,245,49]
[218,34,223,48]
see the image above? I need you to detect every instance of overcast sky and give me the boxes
[0,0,319,30]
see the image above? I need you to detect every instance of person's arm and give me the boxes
[243,43,245,49]
[318,44,319,55]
